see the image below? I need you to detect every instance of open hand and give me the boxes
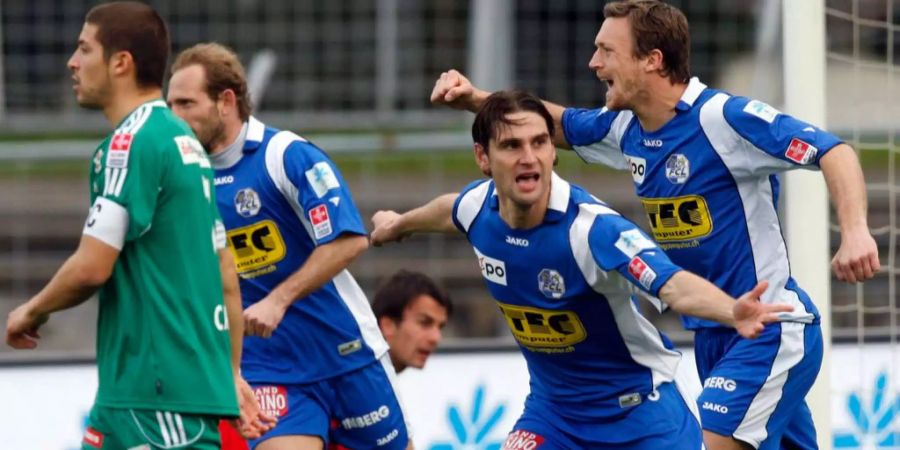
[733,281,793,339]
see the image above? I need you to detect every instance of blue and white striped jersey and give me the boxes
[213,117,387,384]
[563,78,839,329]
[453,173,685,421]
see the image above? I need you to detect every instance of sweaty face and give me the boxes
[67,23,112,110]
[477,111,556,214]
[588,17,644,111]
[168,64,225,151]
[382,295,448,372]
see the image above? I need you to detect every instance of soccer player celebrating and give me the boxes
[4,2,270,448]
[371,89,794,449]
[427,2,879,449]
[167,43,411,450]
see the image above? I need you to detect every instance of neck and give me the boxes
[632,79,688,132]
[103,86,162,127]
[498,193,549,230]
[210,119,245,155]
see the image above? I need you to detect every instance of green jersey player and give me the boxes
[4,2,272,448]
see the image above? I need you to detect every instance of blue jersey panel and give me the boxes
[215,117,386,384]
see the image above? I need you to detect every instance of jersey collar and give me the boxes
[243,116,266,152]
[675,77,707,112]
[489,172,571,223]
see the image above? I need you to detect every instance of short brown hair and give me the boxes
[604,0,691,84]
[472,90,555,152]
[372,270,452,322]
[85,1,169,89]
[171,43,253,122]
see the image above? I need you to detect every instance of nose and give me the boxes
[67,52,78,72]
[589,49,603,72]
[520,144,538,165]
[427,326,443,346]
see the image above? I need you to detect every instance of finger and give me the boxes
[869,252,882,273]
[832,258,846,281]
[843,262,858,283]
[763,304,794,313]
[858,257,874,281]
[746,280,769,299]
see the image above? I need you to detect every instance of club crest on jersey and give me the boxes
[538,269,565,299]
[628,256,657,290]
[234,188,261,217]
[785,138,818,164]
[665,154,690,184]
[309,204,333,239]
[107,133,132,168]
[305,161,341,198]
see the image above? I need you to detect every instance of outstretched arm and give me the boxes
[370,193,460,246]
[6,235,117,349]
[820,143,880,283]
[659,273,790,339]
[431,69,570,149]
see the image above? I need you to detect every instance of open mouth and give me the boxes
[515,173,540,191]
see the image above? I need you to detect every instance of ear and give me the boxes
[218,89,237,117]
[379,316,397,341]
[109,51,134,79]
[644,48,664,74]
[474,143,491,177]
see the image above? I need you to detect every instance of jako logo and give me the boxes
[702,402,729,414]
[214,175,234,185]
[505,236,529,247]
[834,371,900,448]
[474,248,507,286]
[427,385,505,450]
[643,139,663,147]
[703,377,737,392]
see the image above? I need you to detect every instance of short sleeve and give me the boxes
[587,214,682,296]
[98,131,165,241]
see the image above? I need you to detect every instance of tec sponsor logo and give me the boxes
[785,138,818,165]
[625,155,646,184]
[254,385,289,418]
[641,195,713,242]
[703,376,737,392]
[503,430,545,450]
[627,256,657,290]
[474,248,507,286]
[702,401,729,415]
[226,220,286,276]
[496,302,586,349]
[341,405,391,430]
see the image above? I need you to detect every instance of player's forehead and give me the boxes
[168,65,208,96]
[404,295,448,322]
[492,111,550,142]
[596,17,631,48]
[78,22,101,47]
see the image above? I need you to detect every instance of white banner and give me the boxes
[1,344,899,449]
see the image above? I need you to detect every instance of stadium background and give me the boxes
[0,1,896,449]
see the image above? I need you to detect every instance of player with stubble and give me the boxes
[5,2,271,448]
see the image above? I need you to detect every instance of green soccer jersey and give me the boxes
[87,99,237,416]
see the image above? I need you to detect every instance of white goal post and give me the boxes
[782,1,832,448]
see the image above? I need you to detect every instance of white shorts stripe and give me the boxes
[156,411,172,447]
[732,322,806,447]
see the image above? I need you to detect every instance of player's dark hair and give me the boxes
[471,89,555,153]
[85,1,169,89]
[604,0,691,84]
[171,43,253,122]
[372,270,452,322]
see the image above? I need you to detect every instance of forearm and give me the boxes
[658,271,735,327]
[542,100,571,149]
[219,250,244,372]
[397,193,459,235]
[27,254,103,316]
[821,144,869,232]
[269,234,368,308]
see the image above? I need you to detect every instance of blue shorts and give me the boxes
[695,322,822,449]
[503,382,702,449]
[249,356,409,450]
